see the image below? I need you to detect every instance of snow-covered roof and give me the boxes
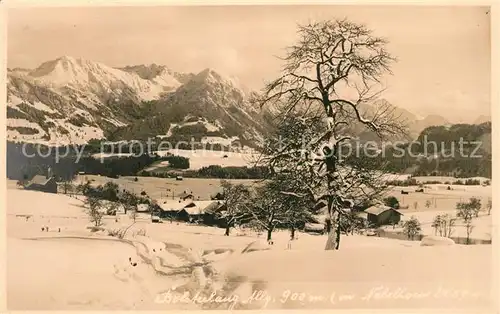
[137,204,149,212]
[157,199,194,212]
[364,205,403,216]
[182,201,223,215]
[156,199,223,215]
[26,175,54,187]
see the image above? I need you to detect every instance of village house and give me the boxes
[157,199,192,221]
[156,199,225,225]
[24,174,58,194]
[361,205,403,227]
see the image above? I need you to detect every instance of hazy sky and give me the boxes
[7,5,491,122]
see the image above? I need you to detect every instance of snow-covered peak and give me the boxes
[195,68,223,83]
[30,56,140,86]
[120,63,169,80]
[192,68,252,96]
[119,63,182,91]
[25,56,182,101]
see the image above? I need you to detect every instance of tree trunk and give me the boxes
[291,226,295,240]
[224,225,230,236]
[324,209,340,250]
[324,150,339,251]
[325,219,332,233]
[335,216,341,249]
[324,227,337,250]
[267,227,273,241]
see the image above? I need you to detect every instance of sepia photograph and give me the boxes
[3,3,495,311]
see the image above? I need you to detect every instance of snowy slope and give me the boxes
[108,68,270,146]
[29,56,180,100]
[7,57,267,146]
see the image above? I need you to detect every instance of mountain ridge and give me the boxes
[7,56,480,147]
[6,56,266,147]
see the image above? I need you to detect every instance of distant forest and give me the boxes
[6,122,492,182]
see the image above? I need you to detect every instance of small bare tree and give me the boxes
[457,198,481,221]
[486,198,492,216]
[456,199,479,244]
[442,214,456,238]
[431,215,442,235]
[246,175,316,242]
[403,216,421,240]
[129,210,138,223]
[217,180,251,236]
[425,200,432,208]
[464,219,474,245]
[104,201,119,216]
[470,197,482,218]
[85,196,104,227]
[119,190,138,215]
[77,180,92,196]
[62,181,74,195]
[432,214,455,237]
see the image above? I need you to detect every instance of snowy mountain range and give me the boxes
[6,56,489,147]
[6,56,265,146]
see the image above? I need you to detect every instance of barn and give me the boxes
[24,175,58,194]
[156,199,225,225]
[158,200,194,221]
[363,205,403,226]
[178,201,226,224]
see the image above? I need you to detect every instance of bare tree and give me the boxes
[255,19,407,250]
[486,198,492,216]
[217,180,251,236]
[258,108,394,249]
[457,198,481,221]
[431,214,455,237]
[246,175,316,241]
[104,201,119,216]
[85,196,104,227]
[431,215,442,236]
[267,172,317,240]
[456,199,480,244]
[470,197,482,217]
[62,181,74,195]
[119,190,138,215]
[464,219,474,245]
[129,209,138,223]
[245,184,283,242]
[403,216,421,240]
[77,180,92,196]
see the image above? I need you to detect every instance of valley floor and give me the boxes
[6,187,495,311]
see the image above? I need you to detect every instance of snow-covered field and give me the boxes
[74,175,257,200]
[412,176,491,184]
[6,186,494,311]
[386,184,491,210]
[156,149,260,170]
